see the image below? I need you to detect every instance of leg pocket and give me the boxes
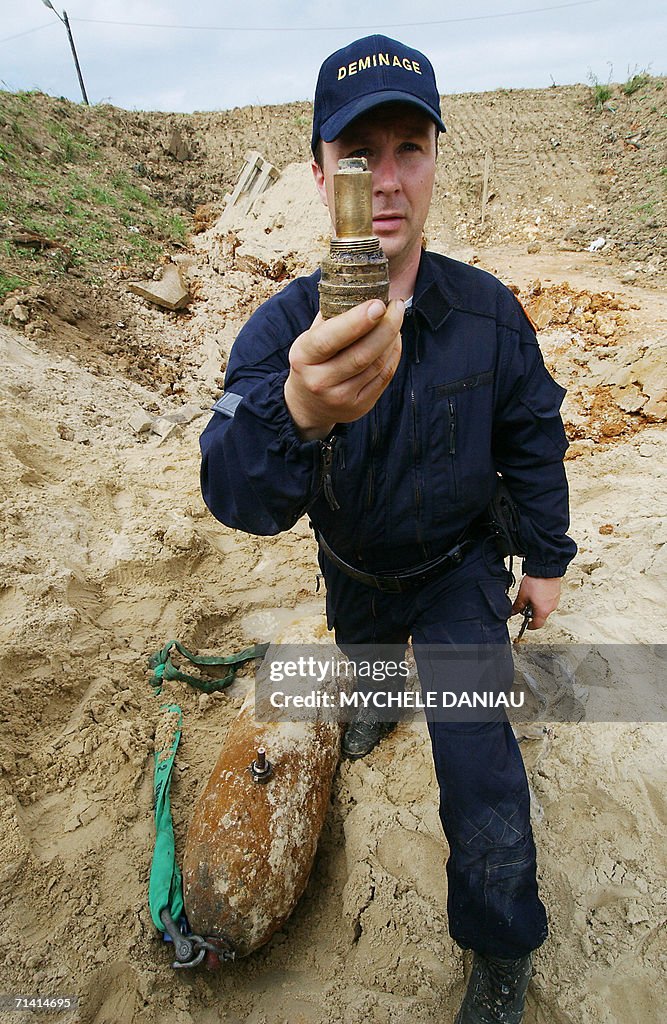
[478,578,512,644]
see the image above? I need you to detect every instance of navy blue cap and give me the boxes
[312,34,445,154]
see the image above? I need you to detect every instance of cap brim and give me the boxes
[319,90,446,145]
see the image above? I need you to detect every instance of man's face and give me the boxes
[312,102,437,273]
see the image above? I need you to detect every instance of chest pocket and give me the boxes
[427,370,495,523]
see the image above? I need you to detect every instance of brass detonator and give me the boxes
[318,158,389,319]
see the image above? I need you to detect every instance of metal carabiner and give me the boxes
[160,907,203,968]
[172,944,206,969]
[160,908,236,969]
[514,603,533,644]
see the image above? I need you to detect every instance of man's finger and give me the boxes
[310,332,402,414]
[355,334,403,404]
[329,327,402,400]
[299,298,400,365]
[320,299,404,383]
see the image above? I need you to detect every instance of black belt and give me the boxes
[317,530,478,593]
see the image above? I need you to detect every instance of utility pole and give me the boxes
[41,1,89,105]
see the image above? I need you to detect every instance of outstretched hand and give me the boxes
[284,298,404,441]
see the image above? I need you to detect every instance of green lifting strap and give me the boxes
[146,641,270,937]
[148,703,184,932]
[148,639,270,694]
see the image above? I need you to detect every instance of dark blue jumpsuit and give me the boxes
[199,250,576,959]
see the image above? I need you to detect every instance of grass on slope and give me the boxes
[0,91,188,300]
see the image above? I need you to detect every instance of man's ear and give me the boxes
[311,160,329,208]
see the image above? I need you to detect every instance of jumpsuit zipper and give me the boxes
[406,309,426,555]
[354,407,379,560]
[448,397,458,501]
[410,373,426,552]
[365,406,378,510]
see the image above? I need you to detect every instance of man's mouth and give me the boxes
[373,213,404,232]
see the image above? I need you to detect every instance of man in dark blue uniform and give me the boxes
[200,34,576,1024]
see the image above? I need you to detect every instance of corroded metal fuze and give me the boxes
[248,745,273,783]
[318,157,389,319]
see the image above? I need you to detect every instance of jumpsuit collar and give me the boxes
[412,250,456,330]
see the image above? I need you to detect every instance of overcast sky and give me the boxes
[1,0,665,112]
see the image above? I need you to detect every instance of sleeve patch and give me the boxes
[211,391,243,418]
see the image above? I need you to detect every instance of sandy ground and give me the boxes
[1,162,666,1024]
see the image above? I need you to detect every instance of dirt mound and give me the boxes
[432,78,666,265]
[2,75,665,310]
[515,280,667,446]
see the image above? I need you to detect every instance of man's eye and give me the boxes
[348,148,371,158]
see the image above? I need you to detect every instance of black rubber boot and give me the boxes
[455,953,532,1024]
[341,708,397,759]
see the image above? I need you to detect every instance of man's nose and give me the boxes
[372,153,400,194]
